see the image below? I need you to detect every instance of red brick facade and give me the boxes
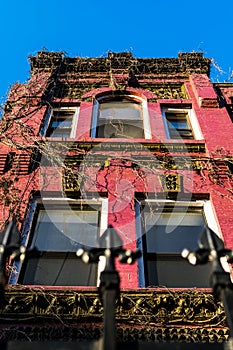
[0,51,233,344]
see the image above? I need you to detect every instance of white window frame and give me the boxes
[91,95,151,139]
[9,197,108,286]
[40,106,79,138]
[162,107,203,140]
[136,199,222,288]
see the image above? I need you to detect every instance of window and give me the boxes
[41,107,79,138]
[163,108,194,139]
[17,198,108,286]
[136,201,213,288]
[4,152,16,172]
[91,94,151,139]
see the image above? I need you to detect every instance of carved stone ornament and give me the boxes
[63,169,82,192]
[0,287,228,343]
[160,174,181,192]
[53,81,188,101]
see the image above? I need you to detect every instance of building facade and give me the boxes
[0,51,233,346]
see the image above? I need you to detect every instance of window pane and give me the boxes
[53,111,74,120]
[95,98,145,138]
[144,211,205,252]
[47,110,74,138]
[22,252,97,286]
[20,204,101,286]
[48,130,71,138]
[140,203,211,287]
[99,101,142,120]
[32,209,99,251]
[97,120,144,138]
[165,111,193,139]
[52,120,72,128]
[146,257,211,288]
[168,121,189,129]
[166,113,189,127]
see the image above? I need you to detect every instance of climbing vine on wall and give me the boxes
[0,51,232,226]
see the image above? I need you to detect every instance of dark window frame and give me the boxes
[137,200,213,288]
[16,198,108,287]
[4,152,16,173]
[162,107,194,140]
[40,106,79,139]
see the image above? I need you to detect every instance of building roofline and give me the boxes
[28,51,211,76]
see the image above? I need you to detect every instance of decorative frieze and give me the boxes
[0,325,229,343]
[53,81,109,99]
[0,288,226,328]
[140,82,188,100]
[68,141,206,154]
[52,81,188,100]
[0,288,228,343]
[64,154,201,171]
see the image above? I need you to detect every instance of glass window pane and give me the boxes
[144,211,205,253]
[32,208,99,251]
[99,101,142,120]
[146,258,211,288]
[47,110,74,137]
[165,111,193,139]
[168,121,189,129]
[22,253,97,286]
[48,130,71,138]
[97,120,144,138]
[21,203,101,286]
[53,111,74,119]
[52,120,72,128]
[141,203,211,288]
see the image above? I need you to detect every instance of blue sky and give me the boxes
[0,0,233,101]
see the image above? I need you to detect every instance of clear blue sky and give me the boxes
[0,0,233,101]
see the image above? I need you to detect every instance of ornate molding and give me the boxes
[30,52,210,76]
[0,325,229,343]
[140,82,188,100]
[53,81,109,99]
[64,155,201,170]
[160,174,181,192]
[52,81,188,100]
[0,288,226,325]
[62,169,82,192]
[67,141,206,154]
[62,156,200,192]
[40,140,206,155]
[0,288,228,342]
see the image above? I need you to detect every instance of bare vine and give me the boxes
[0,51,232,239]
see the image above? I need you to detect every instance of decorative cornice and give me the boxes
[0,288,228,342]
[29,52,210,76]
[0,288,226,326]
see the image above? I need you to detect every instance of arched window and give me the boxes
[91,94,151,139]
